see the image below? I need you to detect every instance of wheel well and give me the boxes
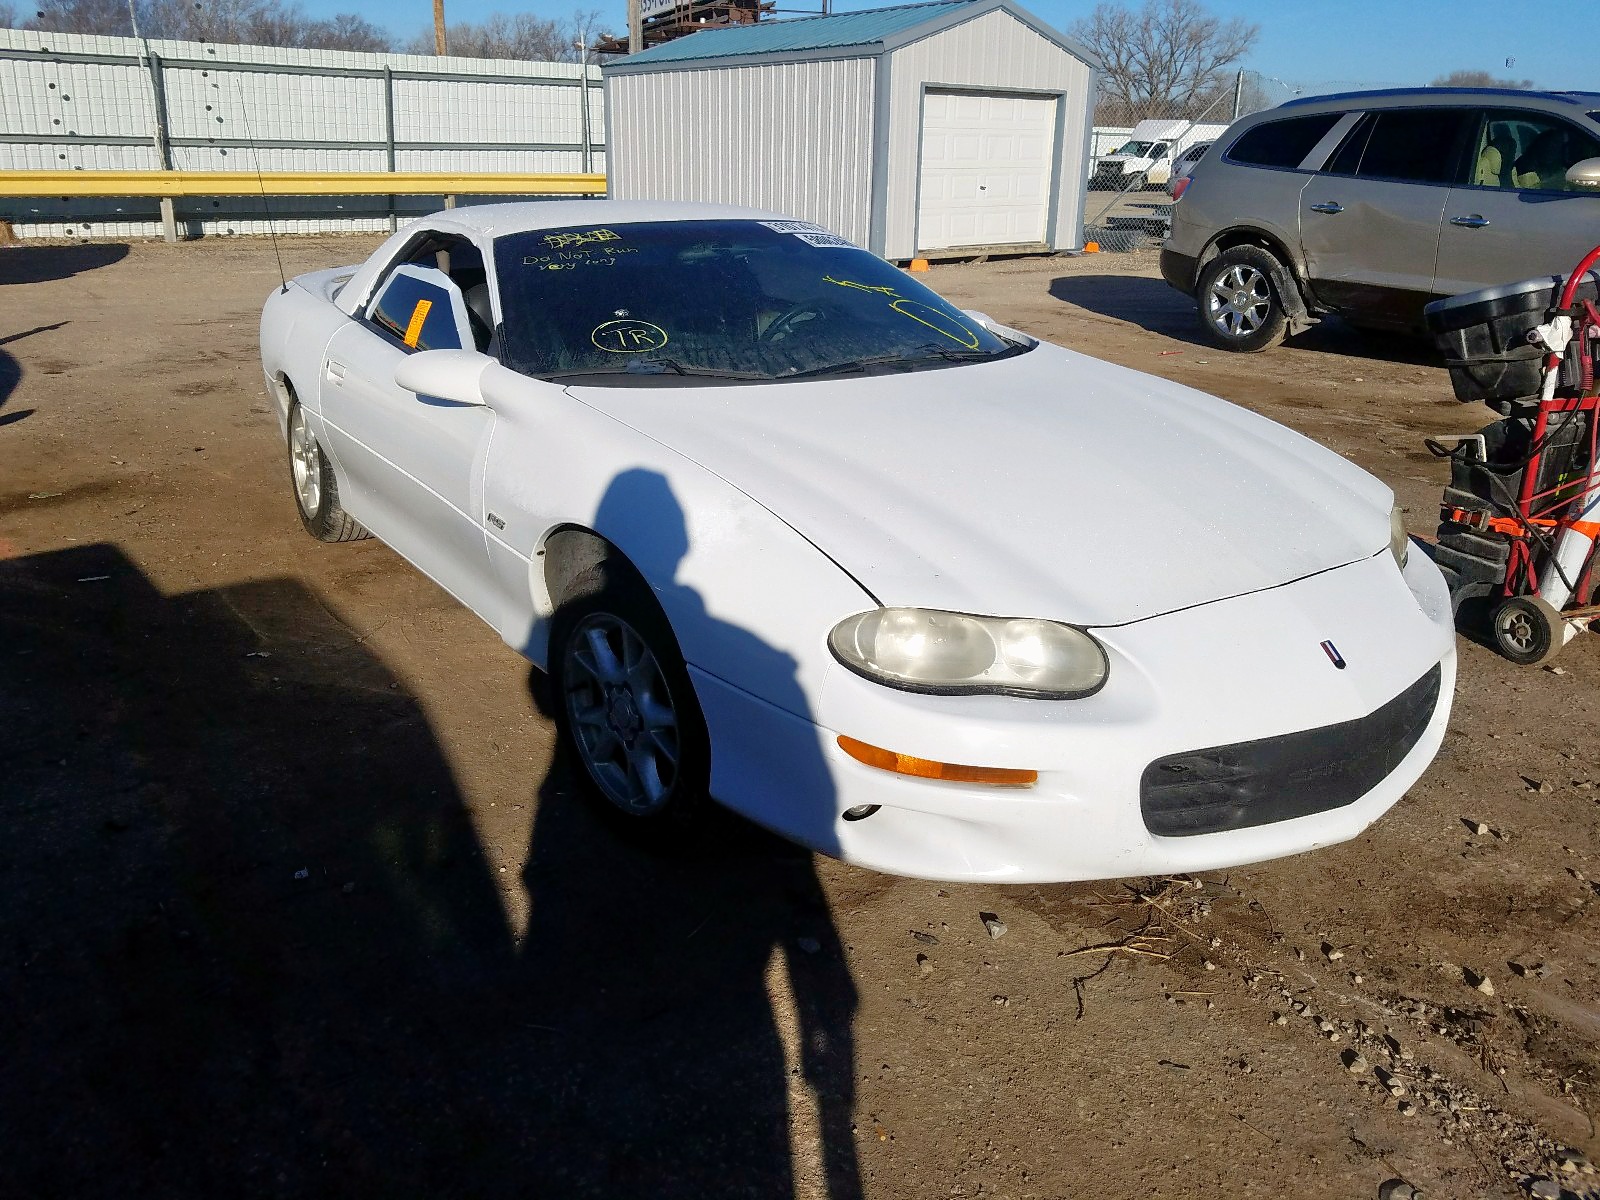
[539,526,638,611]
[1203,229,1301,283]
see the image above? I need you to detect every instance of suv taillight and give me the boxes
[1172,177,1191,202]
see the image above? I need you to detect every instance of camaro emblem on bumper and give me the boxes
[1320,640,1347,670]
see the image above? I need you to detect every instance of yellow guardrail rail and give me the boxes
[0,170,607,198]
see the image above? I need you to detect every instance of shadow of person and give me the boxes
[0,543,514,1197]
[517,469,862,1199]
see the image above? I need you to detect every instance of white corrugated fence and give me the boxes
[0,28,604,238]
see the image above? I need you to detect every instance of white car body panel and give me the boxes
[258,200,1456,883]
[574,344,1391,626]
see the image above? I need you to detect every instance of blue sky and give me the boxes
[355,0,1593,90]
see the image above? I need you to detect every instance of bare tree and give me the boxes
[26,0,389,48]
[1071,0,1258,124]
[408,7,602,60]
[1431,69,1532,90]
[26,0,137,36]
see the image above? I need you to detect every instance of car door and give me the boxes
[318,262,501,618]
[1298,107,1476,326]
[1435,109,1600,296]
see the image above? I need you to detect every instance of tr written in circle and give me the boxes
[591,319,669,354]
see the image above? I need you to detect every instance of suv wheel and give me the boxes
[1196,246,1291,352]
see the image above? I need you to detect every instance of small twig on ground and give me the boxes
[1234,1113,1278,1144]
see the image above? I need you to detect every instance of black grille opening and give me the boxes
[1140,665,1443,838]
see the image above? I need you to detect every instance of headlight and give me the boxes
[1390,503,1410,570]
[828,608,1108,698]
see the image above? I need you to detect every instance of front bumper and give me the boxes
[692,547,1456,884]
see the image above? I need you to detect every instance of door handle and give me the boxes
[1309,202,1344,215]
[326,360,347,381]
[1449,214,1491,229]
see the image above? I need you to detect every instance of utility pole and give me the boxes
[627,0,641,54]
[575,36,593,174]
[433,0,448,55]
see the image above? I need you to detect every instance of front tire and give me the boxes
[288,399,369,543]
[1196,246,1291,353]
[550,560,709,827]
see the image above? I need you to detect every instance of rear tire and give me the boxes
[1196,246,1291,353]
[550,558,710,831]
[288,398,369,543]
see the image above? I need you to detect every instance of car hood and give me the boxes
[569,344,1392,627]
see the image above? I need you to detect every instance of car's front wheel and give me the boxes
[1196,246,1291,352]
[550,559,710,828]
[287,398,369,543]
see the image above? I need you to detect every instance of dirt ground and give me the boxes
[2,235,1598,1200]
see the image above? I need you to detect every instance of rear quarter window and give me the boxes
[1225,113,1343,168]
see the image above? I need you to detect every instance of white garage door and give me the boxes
[915,90,1057,253]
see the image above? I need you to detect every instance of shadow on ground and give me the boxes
[1049,273,1443,366]
[0,321,67,419]
[0,243,130,285]
[0,542,859,1199]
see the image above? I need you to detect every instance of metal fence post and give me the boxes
[1232,70,1244,121]
[145,50,180,242]
[383,65,398,232]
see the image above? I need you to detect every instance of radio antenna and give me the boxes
[224,55,288,293]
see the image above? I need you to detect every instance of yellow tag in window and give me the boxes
[402,298,433,348]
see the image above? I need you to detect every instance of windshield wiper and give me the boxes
[543,357,770,382]
[783,341,1026,379]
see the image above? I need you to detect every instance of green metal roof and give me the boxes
[615,1,978,65]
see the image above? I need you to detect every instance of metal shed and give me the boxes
[603,0,1097,261]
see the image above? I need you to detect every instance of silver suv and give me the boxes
[1162,88,1600,351]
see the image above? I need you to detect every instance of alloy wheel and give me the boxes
[289,406,323,516]
[1206,264,1272,338]
[562,613,681,814]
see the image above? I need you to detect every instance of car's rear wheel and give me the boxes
[288,398,369,543]
[550,559,709,828]
[1196,246,1291,353]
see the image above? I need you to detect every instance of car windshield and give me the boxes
[1113,140,1156,156]
[492,220,1023,384]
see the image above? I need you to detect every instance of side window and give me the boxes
[366,265,472,353]
[1151,143,1169,161]
[1330,108,1474,185]
[1471,110,1600,193]
[1225,113,1343,169]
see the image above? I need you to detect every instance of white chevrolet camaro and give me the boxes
[259,200,1456,883]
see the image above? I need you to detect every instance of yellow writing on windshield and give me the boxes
[544,228,622,250]
[822,277,980,349]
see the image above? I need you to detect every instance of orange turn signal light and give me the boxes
[836,735,1037,787]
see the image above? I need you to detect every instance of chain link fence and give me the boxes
[1082,71,1410,253]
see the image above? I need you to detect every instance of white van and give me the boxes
[1092,120,1228,189]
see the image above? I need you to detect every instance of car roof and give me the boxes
[424,200,790,239]
[1281,86,1600,111]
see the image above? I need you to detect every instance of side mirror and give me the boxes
[393,349,494,407]
[1566,157,1600,189]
